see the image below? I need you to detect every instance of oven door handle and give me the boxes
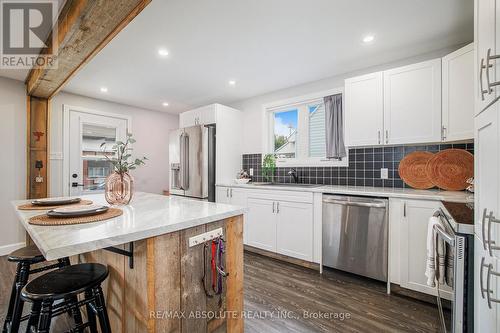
[434,224,455,246]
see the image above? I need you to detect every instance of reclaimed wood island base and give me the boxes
[79,215,243,333]
[13,192,245,333]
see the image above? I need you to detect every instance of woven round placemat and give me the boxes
[426,149,474,191]
[18,200,94,211]
[28,208,123,226]
[398,151,435,189]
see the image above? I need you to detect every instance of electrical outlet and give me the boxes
[380,168,389,179]
[249,168,254,176]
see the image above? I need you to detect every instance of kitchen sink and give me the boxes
[251,182,320,188]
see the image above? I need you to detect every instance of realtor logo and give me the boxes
[0,0,58,68]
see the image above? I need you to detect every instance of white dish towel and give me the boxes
[425,216,446,287]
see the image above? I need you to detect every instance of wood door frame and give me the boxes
[62,104,132,196]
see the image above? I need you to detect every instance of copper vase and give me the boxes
[105,172,133,205]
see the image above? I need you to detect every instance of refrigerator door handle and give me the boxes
[179,133,190,190]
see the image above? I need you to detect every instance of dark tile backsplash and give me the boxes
[242,142,474,189]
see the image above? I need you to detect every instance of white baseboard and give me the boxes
[0,242,26,256]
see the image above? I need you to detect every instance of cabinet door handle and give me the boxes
[486,48,500,92]
[403,202,406,217]
[480,58,491,100]
[272,202,275,213]
[378,130,381,144]
[487,210,500,256]
[441,126,446,141]
[482,208,489,250]
[226,188,229,198]
[481,257,490,299]
[230,189,233,198]
[486,263,500,309]
[385,130,389,144]
[277,202,280,214]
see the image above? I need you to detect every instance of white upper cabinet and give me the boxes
[179,104,217,128]
[383,59,442,145]
[179,104,242,185]
[442,43,475,141]
[474,0,497,114]
[345,72,384,147]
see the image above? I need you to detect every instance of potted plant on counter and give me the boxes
[101,133,147,205]
[262,154,276,183]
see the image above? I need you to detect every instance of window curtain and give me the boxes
[324,94,346,159]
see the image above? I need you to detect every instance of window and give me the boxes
[273,109,298,159]
[265,89,347,167]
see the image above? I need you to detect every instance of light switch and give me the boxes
[380,168,389,179]
[249,168,254,176]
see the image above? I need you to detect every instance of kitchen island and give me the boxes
[12,192,245,333]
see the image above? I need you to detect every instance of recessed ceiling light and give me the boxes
[162,102,169,107]
[158,48,169,57]
[228,80,236,86]
[100,87,108,93]
[362,34,375,44]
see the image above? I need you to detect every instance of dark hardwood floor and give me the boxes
[0,252,449,332]
[243,251,449,333]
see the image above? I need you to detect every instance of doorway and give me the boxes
[63,106,130,196]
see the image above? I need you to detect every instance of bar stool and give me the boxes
[2,245,73,333]
[21,263,111,333]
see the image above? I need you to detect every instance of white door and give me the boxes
[475,235,499,333]
[399,199,452,300]
[442,43,475,141]
[383,59,442,144]
[344,72,384,146]
[474,106,499,249]
[68,111,128,196]
[246,198,277,252]
[276,201,313,261]
[474,0,497,114]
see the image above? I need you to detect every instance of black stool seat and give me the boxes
[22,263,109,301]
[8,244,45,263]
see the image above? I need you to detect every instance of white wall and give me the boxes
[0,77,26,254]
[231,45,467,154]
[50,92,179,196]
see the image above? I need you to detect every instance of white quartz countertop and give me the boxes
[12,192,246,260]
[217,183,473,203]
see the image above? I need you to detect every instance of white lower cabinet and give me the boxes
[475,235,499,333]
[247,198,277,252]
[247,197,314,261]
[216,186,315,262]
[392,198,452,300]
[216,186,248,242]
[276,201,313,261]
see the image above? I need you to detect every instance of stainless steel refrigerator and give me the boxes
[169,125,216,201]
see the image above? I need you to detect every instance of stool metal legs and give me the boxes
[84,290,98,333]
[93,286,111,333]
[2,263,22,333]
[37,300,53,333]
[24,301,41,333]
[9,262,30,333]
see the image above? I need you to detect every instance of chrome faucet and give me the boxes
[288,168,299,183]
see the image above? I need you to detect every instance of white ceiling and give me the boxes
[1,0,473,114]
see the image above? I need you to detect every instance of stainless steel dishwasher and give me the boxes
[322,195,388,282]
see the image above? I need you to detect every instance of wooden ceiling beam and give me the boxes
[25,0,151,98]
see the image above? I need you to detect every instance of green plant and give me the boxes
[100,133,147,174]
[262,154,276,182]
